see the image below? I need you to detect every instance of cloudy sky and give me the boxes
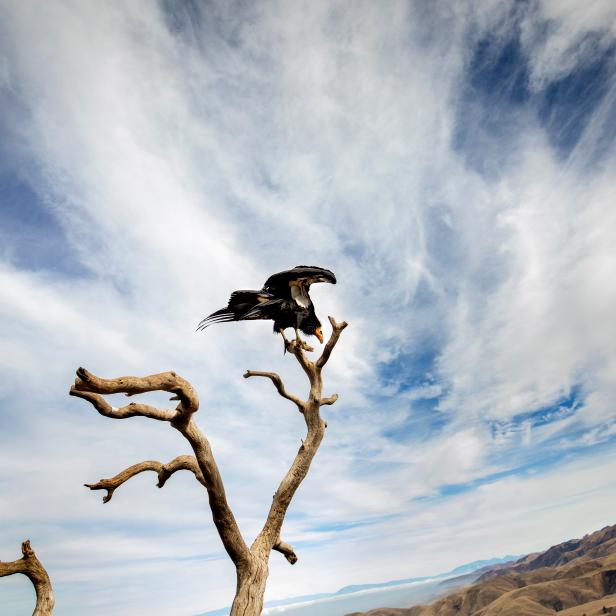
[1,0,616,614]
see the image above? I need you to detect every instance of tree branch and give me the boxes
[70,368,250,568]
[0,540,54,615]
[85,455,205,503]
[179,419,251,566]
[273,539,298,565]
[69,389,178,421]
[243,371,305,411]
[316,316,348,370]
[70,367,199,416]
[252,316,348,555]
[157,454,206,488]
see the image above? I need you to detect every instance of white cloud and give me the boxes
[1,1,616,614]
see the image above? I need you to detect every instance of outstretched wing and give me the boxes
[263,266,336,300]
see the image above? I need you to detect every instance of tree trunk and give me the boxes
[70,317,348,616]
[229,556,269,616]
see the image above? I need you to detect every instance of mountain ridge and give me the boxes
[346,523,616,616]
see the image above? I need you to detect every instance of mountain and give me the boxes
[197,555,518,616]
[347,523,616,616]
[448,556,521,577]
[334,557,522,597]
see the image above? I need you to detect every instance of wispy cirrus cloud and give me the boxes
[1,1,616,614]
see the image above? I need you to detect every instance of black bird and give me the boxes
[197,265,336,344]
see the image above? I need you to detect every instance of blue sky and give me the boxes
[1,1,616,614]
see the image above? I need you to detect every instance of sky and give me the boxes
[1,0,616,614]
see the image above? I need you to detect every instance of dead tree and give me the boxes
[0,540,55,616]
[69,316,347,615]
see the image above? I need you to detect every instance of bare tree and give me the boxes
[69,316,348,615]
[0,540,55,616]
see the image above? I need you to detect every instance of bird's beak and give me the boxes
[315,327,324,344]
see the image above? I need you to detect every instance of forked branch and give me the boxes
[250,316,348,557]
[0,540,54,616]
[69,368,249,567]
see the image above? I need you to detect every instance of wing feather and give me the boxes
[263,266,336,296]
[241,298,285,320]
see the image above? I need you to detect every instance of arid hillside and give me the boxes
[348,524,616,616]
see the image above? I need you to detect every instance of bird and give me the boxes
[197,265,336,345]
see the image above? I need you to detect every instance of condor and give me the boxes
[197,265,336,345]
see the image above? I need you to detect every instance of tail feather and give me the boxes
[196,308,236,331]
[197,289,279,332]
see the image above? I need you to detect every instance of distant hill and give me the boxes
[332,556,521,596]
[198,555,518,616]
[449,556,521,577]
[347,523,616,616]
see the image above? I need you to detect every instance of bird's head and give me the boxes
[301,314,324,344]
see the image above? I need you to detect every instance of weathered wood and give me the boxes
[70,316,348,615]
[252,317,348,559]
[70,369,249,568]
[85,455,205,503]
[0,540,55,616]
[243,370,305,411]
[273,539,298,564]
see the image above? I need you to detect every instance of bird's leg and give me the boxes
[291,324,313,353]
[294,312,304,344]
[279,329,292,354]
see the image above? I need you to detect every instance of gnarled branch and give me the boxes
[70,367,199,417]
[243,371,305,411]
[69,389,178,421]
[69,368,249,568]
[316,316,348,369]
[85,455,205,503]
[250,316,348,558]
[0,540,54,616]
[273,539,298,564]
